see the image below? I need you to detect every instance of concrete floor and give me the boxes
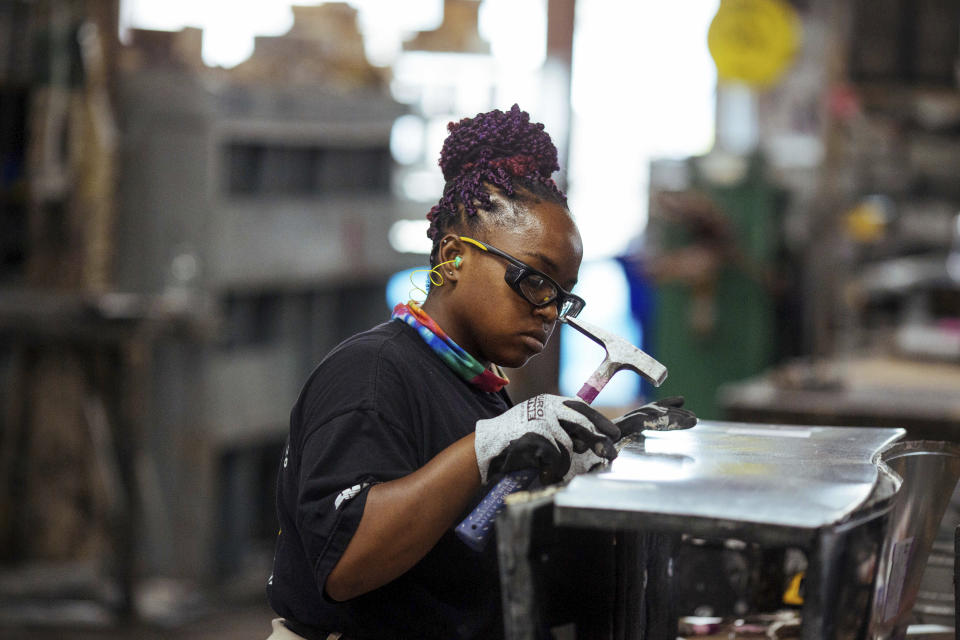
[2,597,276,640]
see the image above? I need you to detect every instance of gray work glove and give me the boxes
[475,394,621,485]
[614,396,698,437]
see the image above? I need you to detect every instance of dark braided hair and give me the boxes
[427,104,568,266]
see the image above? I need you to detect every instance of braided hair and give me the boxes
[426,104,568,266]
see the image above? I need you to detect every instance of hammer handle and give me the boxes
[455,468,538,551]
[455,386,593,551]
[577,382,601,403]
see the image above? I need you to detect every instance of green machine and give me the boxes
[641,153,783,419]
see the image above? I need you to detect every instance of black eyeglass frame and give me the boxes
[458,236,586,319]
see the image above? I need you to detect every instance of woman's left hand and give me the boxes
[614,396,698,436]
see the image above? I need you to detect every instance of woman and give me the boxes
[265,105,691,639]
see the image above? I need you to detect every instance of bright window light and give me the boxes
[390,114,426,165]
[559,259,641,407]
[119,0,444,69]
[391,52,498,117]
[349,0,443,66]
[399,169,445,203]
[389,219,432,254]
[479,0,546,71]
[568,0,719,260]
[120,0,295,67]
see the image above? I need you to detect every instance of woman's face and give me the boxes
[447,194,583,369]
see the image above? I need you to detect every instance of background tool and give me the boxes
[456,315,669,551]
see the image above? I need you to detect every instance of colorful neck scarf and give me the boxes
[392,301,509,393]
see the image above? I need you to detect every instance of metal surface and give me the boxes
[498,421,919,639]
[869,440,960,640]
[556,421,904,537]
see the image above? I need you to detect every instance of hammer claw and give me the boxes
[562,316,668,393]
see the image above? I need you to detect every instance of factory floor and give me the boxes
[3,596,276,640]
[0,547,280,639]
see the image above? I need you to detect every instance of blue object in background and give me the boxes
[386,268,427,310]
[560,259,642,407]
[618,253,657,400]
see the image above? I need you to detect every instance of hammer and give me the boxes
[455,316,668,551]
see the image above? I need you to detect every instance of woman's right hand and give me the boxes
[474,394,620,485]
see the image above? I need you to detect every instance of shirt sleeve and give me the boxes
[295,406,419,601]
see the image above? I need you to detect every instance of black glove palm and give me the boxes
[614,396,698,437]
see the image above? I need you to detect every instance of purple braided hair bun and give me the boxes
[426,104,566,243]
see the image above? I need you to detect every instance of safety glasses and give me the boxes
[459,236,586,319]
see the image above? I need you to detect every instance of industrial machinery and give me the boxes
[495,422,960,639]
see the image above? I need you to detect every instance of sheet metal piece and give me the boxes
[556,421,905,535]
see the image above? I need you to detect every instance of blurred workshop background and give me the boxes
[2,0,960,637]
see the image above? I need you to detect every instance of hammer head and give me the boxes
[562,316,667,403]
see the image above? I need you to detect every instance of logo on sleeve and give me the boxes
[525,396,545,422]
[335,482,372,510]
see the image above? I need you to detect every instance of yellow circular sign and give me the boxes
[708,0,801,88]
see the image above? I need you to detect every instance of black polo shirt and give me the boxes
[267,319,512,639]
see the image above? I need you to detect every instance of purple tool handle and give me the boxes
[455,468,538,551]
[577,383,600,403]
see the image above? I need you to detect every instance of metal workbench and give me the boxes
[719,356,960,442]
